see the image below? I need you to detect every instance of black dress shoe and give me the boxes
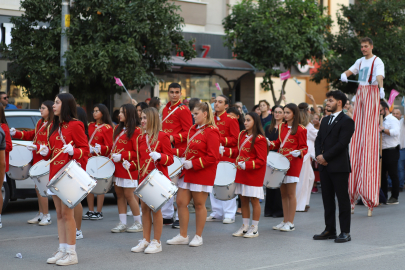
[334,232,351,243]
[172,220,180,229]
[264,213,272,217]
[272,213,284,218]
[163,218,173,225]
[313,230,337,240]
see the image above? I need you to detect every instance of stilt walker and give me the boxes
[340,37,385,216]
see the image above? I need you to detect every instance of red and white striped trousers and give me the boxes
[348,85,380,210]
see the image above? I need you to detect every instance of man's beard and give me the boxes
[327,104,338,113]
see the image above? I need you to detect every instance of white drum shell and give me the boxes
[47,160,96,208]
[213,162,237,201]
[8,145,33,180]
[135,169,178,212]
[29,160,50,197]
[168,156,182,186]
[264,152,290,189]
[86,156,115,195]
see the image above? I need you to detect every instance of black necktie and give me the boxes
[328,115,335,125]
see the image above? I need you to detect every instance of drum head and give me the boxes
[168,156,182,178]
[87,156,115,179]
[29,160,50,176]
[267,152,290,170]
[214,162,236,186]
[9,145,33,166]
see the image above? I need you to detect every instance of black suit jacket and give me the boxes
[315,112,355,173]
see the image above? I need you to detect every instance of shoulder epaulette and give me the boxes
[104,124,111,129]
[257,135,264,139]
[299,124,306,129]
[227,115,236,119]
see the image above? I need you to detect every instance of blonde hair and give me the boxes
[195,102,216,127]
[142,107,161,145]
[299,108,310,127]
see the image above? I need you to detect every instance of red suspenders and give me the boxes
[359,56,378,84]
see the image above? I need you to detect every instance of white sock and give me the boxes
[66,244,76,252]
[252,220,259,227]
[242,218,250,226]
[60,243,67,250]
[0,214,2,223]
[39,212,44,219]
[119,214,127,225]
[175,211,179,221]
[133,215,142,224]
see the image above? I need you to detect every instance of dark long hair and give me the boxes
[93,104,113,128]
[49,93,77,139]
[268,105,283,133]
[284,103,300,135]
[113,104,140,140]
[227,107,244,132]
[245,112,266,152]
[41,100,54,130]
[0,103,7,125]
[76,107,89,139]
[148,97,160,109]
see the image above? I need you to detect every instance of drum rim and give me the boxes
[135,168,158,191]
[29,162,50,178]
[47,160,78,187]
[266,165,289,172]
[267,152,290,170]
[214,161,236,186]
[9,163,32,169]
[87,156,115,179]
[168,156,182,178]
[9,145,33,166]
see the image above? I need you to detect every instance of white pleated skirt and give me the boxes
[234,183,264,199]
[283,176,299,184]
[114,177,138,188]
[177,177,213,193]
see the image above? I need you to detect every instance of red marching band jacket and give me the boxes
[223,131,268,187]
[1,123,12,172]
[135,132,174,184]
[162,100,193,149]
[14,120,53,165]
[269,123,308,177]
[174,124,220,186]
[88,122,113,158]
[45,120,89,179]
[112,127,141,180]
[215,111,239,162]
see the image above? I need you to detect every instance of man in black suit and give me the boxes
[313,90,355,243]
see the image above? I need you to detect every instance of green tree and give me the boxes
[0,0,196,102]
[312,0,405,95]
[223,0,331,105]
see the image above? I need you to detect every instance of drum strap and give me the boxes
[136,135,141,180]
[111,130,126,154]
[280,128,292,149]
[183,128,203,157]
[162,104,182,123]
[33,121,47,143]
[145,134,158,167]
[235,135,252,163]
[58,127,67,145]
[88,125,102,145]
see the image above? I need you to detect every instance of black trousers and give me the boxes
[264,188,283,217]
[320,170,351,233]
[381,147,400,199]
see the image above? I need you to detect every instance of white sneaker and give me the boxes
[272,221,285,230]
[206,216,222,222]
[27,213,42,224]
[0,222,2,229]
[56,250,78,266]
[223,218,235,224]
[46,248,66,264]
[189,235,203,247]
[126,210,133,216]
[280,222,295,232]
[144,239,162,254]
[126,221,143,233]
[39,215,52,226]
[131,238,150,253]
[232,224,249,237]
[243,225,259,238]
[166,234,189,245]
[111,222,127,233]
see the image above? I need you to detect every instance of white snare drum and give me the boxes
[29,160,50,197]
[135,169,178,212]
[8,145,33,180]
[213,162,237,201]
[168,156,182,186]
[264,152,290,189]
[86,156,115,195]
[47,160,97,208]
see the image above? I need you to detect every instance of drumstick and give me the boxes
[283,148,308,157]
[220,143,223,157]
[13,142,28,147]
[45,141,73,166]
[123,160,133,180]
[91,144,100,156]
[236,157,250,169]
[36,144,43,154]
[98,148,124,169]
[141,142,160,177]
[169,156,195,177]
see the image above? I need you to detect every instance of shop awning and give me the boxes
[168,57,256,71]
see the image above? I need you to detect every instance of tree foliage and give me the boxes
[0,0,196,102]
[312,0,405,95]
[223,0,331,105]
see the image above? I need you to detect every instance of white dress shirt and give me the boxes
[399,118,405,149]
[382,114,400,149]
[305,122,318,161]
[327,110,342,125]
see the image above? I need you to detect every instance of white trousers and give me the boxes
[161,196,175,219]
[296,157,315,211]
[209,195,237,219]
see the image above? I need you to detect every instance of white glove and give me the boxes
[340,73,348,83]
[180,157,186,164]
[112,153,122,162]
[183,160,193,170]
[149,151,161,162]
[266,138,271,147]
[89,146,95,154]
[62,144,74,156]
[380,87,385,99]
[238,161,246,170]
[10,128,16,136]
[122,160,131,170]
[290,150,301,158]
[219,145,225,155]
[26,144,38,151]
[39,145,49,156]
[94,143,101,154]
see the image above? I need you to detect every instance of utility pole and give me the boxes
[60,0,70,93]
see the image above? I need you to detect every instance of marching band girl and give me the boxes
[110,104,142,233]
[222,112,268,238]
[269,103,308,232]
[11,100,54,226]
[83,104,113,221]
[167,102,220,247]
[130,107,174,254]
[42,93,89,266]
